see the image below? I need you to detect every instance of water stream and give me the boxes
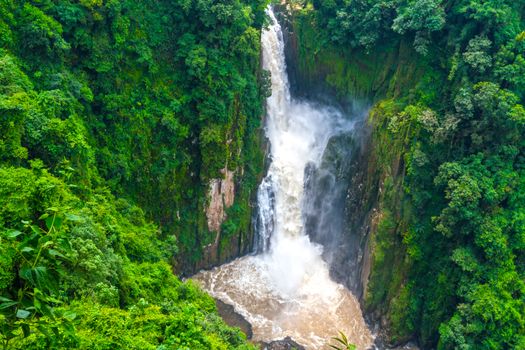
[193,7,374,349]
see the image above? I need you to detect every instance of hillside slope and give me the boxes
[285,1,525,348]
[0,0,268,347]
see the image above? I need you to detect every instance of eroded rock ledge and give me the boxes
[206,167,236,234]
[259,337,306,350]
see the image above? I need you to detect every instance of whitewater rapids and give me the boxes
[193,7,374,350]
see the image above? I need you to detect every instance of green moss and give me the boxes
[292,2,525,347]
[292,10,429,101]
[290,13,428,344]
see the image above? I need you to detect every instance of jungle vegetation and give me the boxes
[0,0,267,348]
[293,0,525,348]
[1,0,524,349]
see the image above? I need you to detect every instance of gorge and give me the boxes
[193,7,374,349]
[0,0,523,349]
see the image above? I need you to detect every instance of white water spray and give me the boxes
[193,7,374,349]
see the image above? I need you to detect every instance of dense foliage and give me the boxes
[0,0,267,268]
[293,0,525,348]
[0,165,254,349]
[0,0,267,347]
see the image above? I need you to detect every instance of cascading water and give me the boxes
[193,7,374,349]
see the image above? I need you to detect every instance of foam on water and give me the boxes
[193,7,374,349]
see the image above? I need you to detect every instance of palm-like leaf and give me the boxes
[329,331,357,350]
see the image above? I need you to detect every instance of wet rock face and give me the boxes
[214,298,306,350]
[303,133,355,269]
[303,122,375,299]
[274,5,378,300]
[214,299,253,339]
[206,167,235,234]
[260,337,306,350]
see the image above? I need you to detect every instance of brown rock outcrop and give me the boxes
[206,167,235,235]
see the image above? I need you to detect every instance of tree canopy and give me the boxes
[0,0,267,347]
[298,0,525,348]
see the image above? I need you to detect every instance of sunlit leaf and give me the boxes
[6,230,23,239]
[21,246,35,253]
[65,213,85,222]
[16,309,30,319]
[63,310,76,321]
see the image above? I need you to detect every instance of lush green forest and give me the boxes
[0,0,267,348]
[1,0,524,349]
[290,0,525,348]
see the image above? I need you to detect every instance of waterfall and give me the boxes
[193,7,374,349]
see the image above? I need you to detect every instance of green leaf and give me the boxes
[332,337,347,346]
[65,213,84,222]
[0,301,18,309]
[48,249,65,259]
[21,323,30,338]
[16,309,31,319]
[21,246,35,253]
[41,240,54,249]
[19,266,53,291]
[33,296,41,311]
[339,331,348,344]
[37,324,51,338]
[30,225,43,235]
[6,230,23,239]
[63,320,75,335]
[39,304,54,319]
[63,310,76,321]
[45,295,61,304]
[45,216,62,231]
